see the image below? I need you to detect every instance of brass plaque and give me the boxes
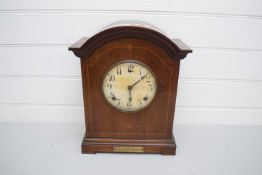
[113,146,144,153]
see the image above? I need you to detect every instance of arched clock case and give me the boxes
[69,25,192,155]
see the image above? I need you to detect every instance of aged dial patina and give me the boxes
[102,61,157,112]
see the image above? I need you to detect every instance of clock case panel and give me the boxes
[69,26,192,155]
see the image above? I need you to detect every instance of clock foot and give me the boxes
[81,133,176,155]
[82,150,96,154]
[161,147,176,155]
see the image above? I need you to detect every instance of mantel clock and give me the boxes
[69,24,192,155]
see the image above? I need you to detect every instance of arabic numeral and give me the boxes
[145,74,151,80]
[128,64,134,73]
[107,83,112,89]
[117,67,122,75]
[127,101,132,107]
[109,75,115,81]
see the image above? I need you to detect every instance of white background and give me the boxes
[1,1,262,175]
[0,0,262,125]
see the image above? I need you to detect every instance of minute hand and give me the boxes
[129,73,149,89]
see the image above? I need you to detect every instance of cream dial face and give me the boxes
[102,61,157,112]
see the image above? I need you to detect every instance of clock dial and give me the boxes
[102,61,157,112]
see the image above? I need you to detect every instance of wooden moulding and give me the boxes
[82,134,176,155]
[69,26,192,59]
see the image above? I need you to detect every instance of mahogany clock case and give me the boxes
[69,26,192,155]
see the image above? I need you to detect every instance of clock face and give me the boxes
[102,61,157,112]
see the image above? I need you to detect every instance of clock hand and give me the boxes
[127,88,132,107]
[128,72,149,90]
[127,72,149,107]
